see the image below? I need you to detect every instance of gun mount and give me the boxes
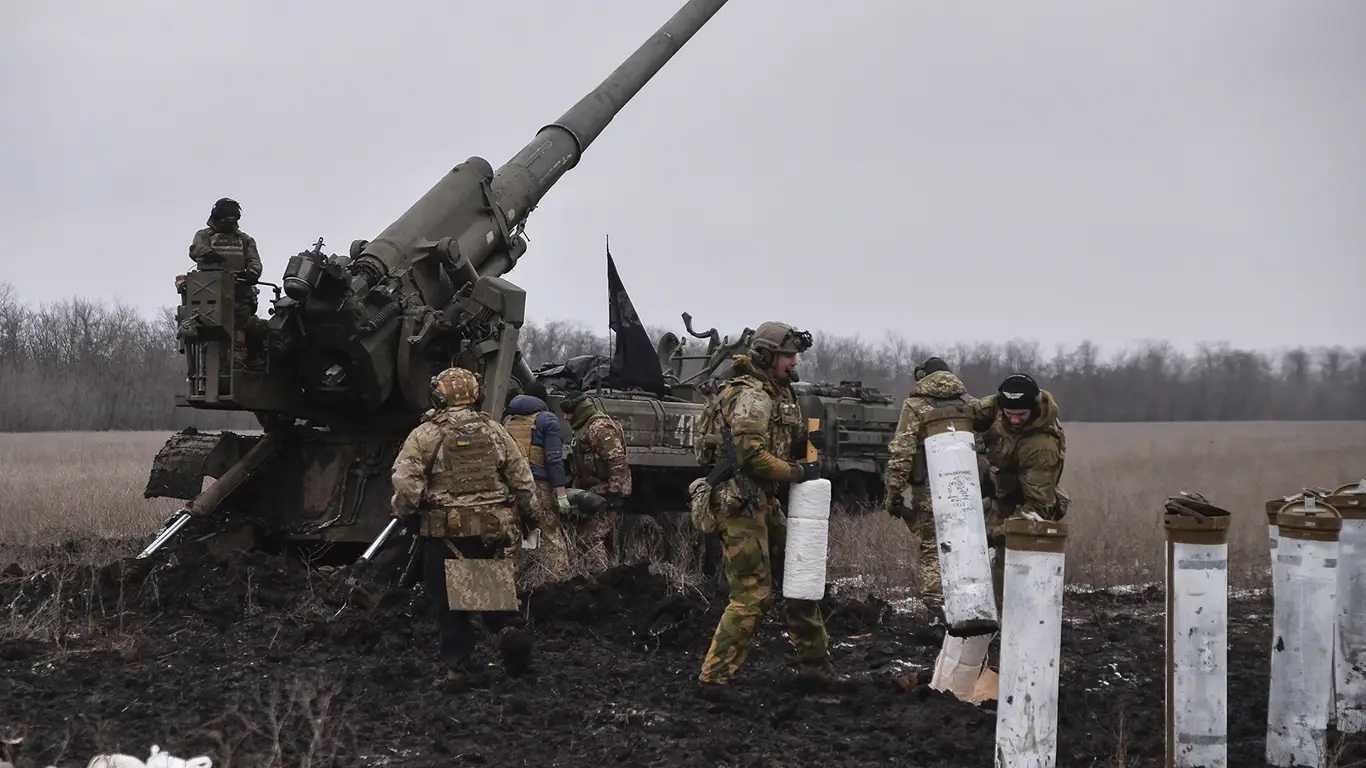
[145,0,729,558]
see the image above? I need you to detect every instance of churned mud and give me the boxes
[0,544,1358,767]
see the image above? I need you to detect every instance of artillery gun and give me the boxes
[140,0,729,559]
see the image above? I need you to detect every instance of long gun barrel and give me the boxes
[352,0,727,284]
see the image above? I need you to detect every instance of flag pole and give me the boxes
[605,234,614,369]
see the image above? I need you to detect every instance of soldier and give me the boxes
[697,321,830,691]
[973,373,1069,609]
[882,356,975,617]
[390,367,539,685]
[973,373,1068,523]
[503,393,573,581]
[188,198,264,365]
[558,391,631,572]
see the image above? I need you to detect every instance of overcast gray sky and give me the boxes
[3,1,1363,351]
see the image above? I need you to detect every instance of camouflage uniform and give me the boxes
[503,394,571,581]
[391,368,538,670]
[188,198,263,363]
[566,398,631,572]
[972,387,1067,609]
[882,370,974,612]
[699,353,829,685]
[973,390,1068,522]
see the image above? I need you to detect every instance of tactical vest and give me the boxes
[429,412,503,498]
[771,388,803,462]
[206,231,250,272]
[503,413,546,469]
[721,376,803,495]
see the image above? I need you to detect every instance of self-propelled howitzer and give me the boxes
[142,0,729,558]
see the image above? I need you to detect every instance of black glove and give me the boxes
[605,494,626,515]
[798,462,821,483]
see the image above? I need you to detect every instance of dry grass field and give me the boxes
[1,422,1364,587]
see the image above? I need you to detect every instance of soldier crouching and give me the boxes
[559,391,632,573]
[390,367,539,686]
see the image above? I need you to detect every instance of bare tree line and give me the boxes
[0,286,1361,430]
[524,321,1366,422]
[0,285,252,431]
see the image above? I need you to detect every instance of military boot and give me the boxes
[695,680,739,705]
[788,659,842,692]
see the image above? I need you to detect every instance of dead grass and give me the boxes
[1063,421,1366,587]
[2,422,1365,589]
[827,509,917,593]
[0,432,180,563]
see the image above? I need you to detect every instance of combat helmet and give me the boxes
[749,321,812,368]
[431,367,481,408]
[209,197,241,221]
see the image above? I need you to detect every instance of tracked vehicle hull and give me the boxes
[146,426,409,555]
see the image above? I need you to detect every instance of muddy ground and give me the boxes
[0,542,1359,768]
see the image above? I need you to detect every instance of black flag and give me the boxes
[607,244,666,395]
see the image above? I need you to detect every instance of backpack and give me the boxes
[692,390,724,467]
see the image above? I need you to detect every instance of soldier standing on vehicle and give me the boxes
[503,393,573,581]
[188,197,264,365]
[559,391,632,572]
[391,367,539,686]
[697,321,831,691]
[883,356,976,617]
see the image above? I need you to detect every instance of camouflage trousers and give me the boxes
[230,283,261,367]
[908,500,944,614]
[566,489,616,574]
[520,480,571,585]
[699,498,829,684]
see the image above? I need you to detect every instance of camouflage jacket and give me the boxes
[568,402,632,498]
[720,355,805,496]
[189,227,262,281]
[884,371,973,510]
[973,390,1067,520]
[390,406,537,538]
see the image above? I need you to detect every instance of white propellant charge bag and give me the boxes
[1266,497,1341,767]
[995,518,1068,768]
[1330,481,1366,733]
[923,411,998,636]
[930,633,997,703]
[784,478,831,600]
[1164,508,1230,768]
